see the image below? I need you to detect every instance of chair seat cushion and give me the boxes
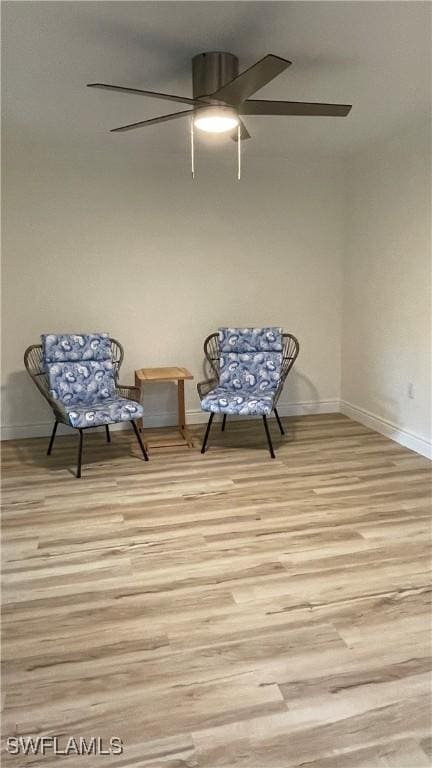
[200,387,274,416]
[65,398,143,429]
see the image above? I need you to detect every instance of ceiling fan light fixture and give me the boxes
[193,106,239,133]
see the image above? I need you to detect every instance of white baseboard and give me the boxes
[340,400,432,460]
[0,399,340,441]
[2,400,430,460]
[272,399,341,417]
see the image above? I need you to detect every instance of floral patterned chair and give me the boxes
[198,327,299,458]
[24,333,148,477]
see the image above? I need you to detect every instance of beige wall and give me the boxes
[341,119,431,457]
[2,135,344,437]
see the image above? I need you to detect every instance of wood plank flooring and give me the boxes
[1,414,431,767]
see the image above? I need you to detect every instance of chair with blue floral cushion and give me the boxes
[24,333,148,477]
[198,327,299,458]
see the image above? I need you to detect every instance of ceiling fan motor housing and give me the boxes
[192,52,239,101]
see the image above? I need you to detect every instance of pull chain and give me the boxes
[190,118,241,180]
[190,118,195,179]
[237,124,241,181]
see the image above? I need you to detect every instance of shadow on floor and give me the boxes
[8,428,144,477]
[5,415,298,478]
[193,413,297,453]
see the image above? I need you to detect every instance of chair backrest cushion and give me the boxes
[42,333,111,362]
[46,360,116,406]
[41,333,116,406]
[218,327,283,393]
[219,327,283,353]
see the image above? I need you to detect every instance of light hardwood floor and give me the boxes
[1,414,431,767]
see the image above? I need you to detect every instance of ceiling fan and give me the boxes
[88,51,351,136]
[87,52,351,177]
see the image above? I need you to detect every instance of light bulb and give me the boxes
[194,106,239,133]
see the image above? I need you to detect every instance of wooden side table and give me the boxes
[134,366,194,448]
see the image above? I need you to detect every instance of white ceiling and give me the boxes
[3,1,430,157]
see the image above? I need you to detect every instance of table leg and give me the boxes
[135,373,144,432]
[177,379,185,430]
[177,379,193,447]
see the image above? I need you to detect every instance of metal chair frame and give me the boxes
[24,338,148,477]
[198,332,300,458]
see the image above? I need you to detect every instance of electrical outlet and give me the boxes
[408,382,415,399]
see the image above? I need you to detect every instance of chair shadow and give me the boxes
[198,413,294,454]
[10,428,142,477]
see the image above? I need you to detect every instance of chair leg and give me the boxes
[263,415,276,459]
[47,420,58,456]
[221,414,227,432]
[105,424,111,443]
[201,413,214,454]
[274,407,285,435]
[77,429,84,478]
[131,420,149,461]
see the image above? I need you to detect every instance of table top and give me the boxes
[135,366,194,383]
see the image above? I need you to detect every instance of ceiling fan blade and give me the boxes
[240,100,352,117]
[88,83,203,107]
[210,54,291,105]
[110,109,193,133]
[231,119,251,142]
